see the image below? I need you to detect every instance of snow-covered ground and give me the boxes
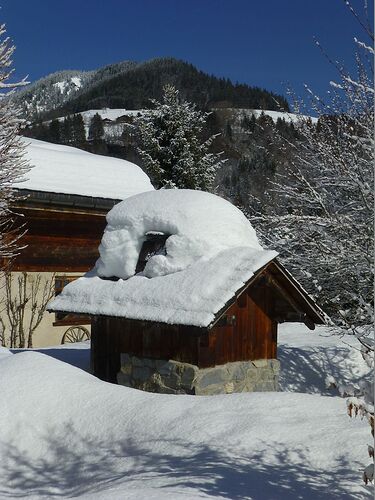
[212,107,318,125]
[79,108,143,124]
[250,109,318,124]
[20,137,153,199]
[1,324,372,499]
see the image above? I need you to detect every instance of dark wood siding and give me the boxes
[10,207,106,272]
[199,283,277,368]
[91,317,202,382]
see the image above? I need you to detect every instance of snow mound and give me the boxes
[21,137,154,200]
[96,189,262,279]
[49,190,275,326]
[0,351,370,499]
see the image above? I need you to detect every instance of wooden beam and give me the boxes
[266,275,315,330]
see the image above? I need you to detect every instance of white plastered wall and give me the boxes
[0,271,90,348]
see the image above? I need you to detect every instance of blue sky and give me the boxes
[2,0,373,100]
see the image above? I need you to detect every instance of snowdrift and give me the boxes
[0,350,370,499]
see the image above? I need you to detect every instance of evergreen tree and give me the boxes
[71,114,86,145]
[48,119,61,144]
[133,84,226,190]
[88,113,104,142]
[60,116,73,144]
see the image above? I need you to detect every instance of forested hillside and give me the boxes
[13,58,289,121]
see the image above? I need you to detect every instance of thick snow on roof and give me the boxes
[20,137,153,200]
[49,190,277,326]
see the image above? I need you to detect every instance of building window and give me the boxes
[53,276,90,326]
[135,232,169,274]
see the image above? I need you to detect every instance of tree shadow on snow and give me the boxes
[0,422,370,499]
[11,345,91,372]
[278,345,366,395]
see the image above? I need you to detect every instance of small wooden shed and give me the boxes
[48,189,326,395]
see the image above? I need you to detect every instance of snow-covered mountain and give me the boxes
[12,70,93,118]
[12,58,290,121]
[11,61,136,120]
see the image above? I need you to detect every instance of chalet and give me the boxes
[4,137,153,347]
[48,189,326,394]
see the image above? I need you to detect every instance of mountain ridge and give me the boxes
[13,57,289,121]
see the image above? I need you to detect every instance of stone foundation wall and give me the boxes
[117,354,280,395]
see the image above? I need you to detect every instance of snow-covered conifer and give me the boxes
[88,112,104,143]
[133,84,226,190]
[0,23,29,260]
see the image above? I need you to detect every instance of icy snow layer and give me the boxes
[20,137,153,200]
[50,246,276,327]
[0,351,371,499]
[97,189,263,279]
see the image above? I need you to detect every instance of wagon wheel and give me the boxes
[61,326,90,344]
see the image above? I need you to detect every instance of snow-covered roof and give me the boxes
[19,138,153,200]
[49,190,277,327]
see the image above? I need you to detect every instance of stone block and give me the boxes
[131,356,144,367]
[196,384,227,396]
[133,366,151,381]
[224,381,234,394]
[254,381,277,392]
[158,361,175,376]
[142,357,156,369]
[163,372,181,389]
[120,353,131,365]
[226,362,247,381]
[196,367,228,389]
[117,372,132,387]
[181,365,198,387]
[120,363,132,375]
[270,359,280,373]
[252,359,268,368]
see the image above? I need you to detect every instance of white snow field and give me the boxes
[20,137,154,199]
[68,108,316,126]
[1,323,372,499]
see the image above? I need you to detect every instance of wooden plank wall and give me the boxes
[10,207,106,272]
[199,284,277,368]
[91,283,278,382]
[91,317,202,382]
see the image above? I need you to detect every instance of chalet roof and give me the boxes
[20,138,153,201]
[49,246,277,327]
[48,190,325,328]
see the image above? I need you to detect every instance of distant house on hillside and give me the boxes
[2,138,153,348]
[49,190,326,395]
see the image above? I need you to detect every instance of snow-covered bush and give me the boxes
[252,2,374,482]
[0,23,29,260]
